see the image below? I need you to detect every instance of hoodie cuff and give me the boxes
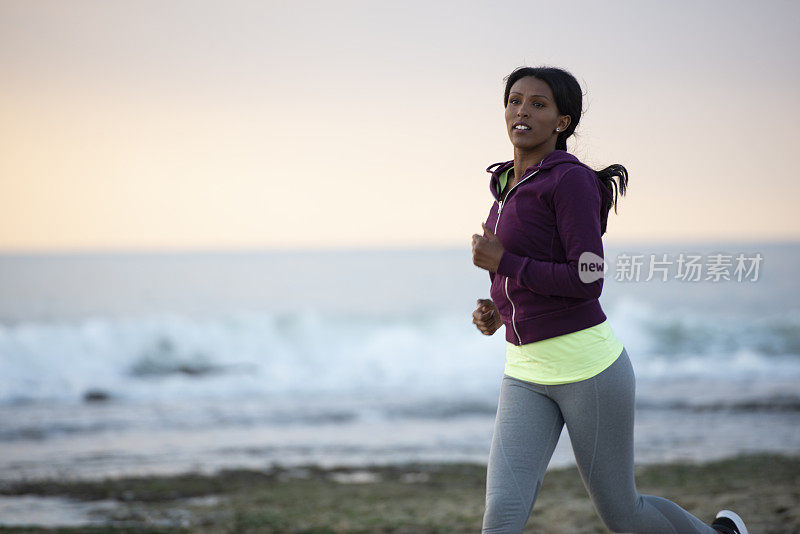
[497,250,527,279]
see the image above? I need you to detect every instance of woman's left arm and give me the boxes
[495,167,605,299]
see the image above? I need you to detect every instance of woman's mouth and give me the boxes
[512,122,531,132]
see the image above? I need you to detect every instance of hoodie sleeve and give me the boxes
[495,166,604,299]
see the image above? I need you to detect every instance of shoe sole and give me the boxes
[716,510,748,534]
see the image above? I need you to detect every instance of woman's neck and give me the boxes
[512,146,556,182]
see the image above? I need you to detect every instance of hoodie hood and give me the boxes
[486,149,614,217]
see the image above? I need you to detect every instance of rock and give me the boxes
[83,389,111,403]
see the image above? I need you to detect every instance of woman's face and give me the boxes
[505,76,570,151]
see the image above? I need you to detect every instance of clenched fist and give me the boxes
[472,298,502,336]
[472,222,505,273]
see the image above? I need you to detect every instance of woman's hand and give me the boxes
[472,223,505,273]
[472,298,502,336]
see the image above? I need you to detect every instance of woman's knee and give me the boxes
[482,484,537,534]
[482,494,528,534]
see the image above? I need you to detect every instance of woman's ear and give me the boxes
[557,115,571,133]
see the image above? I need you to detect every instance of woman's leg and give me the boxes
[482,375,564,534]
[552,348,717,533]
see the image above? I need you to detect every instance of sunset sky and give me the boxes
[1,0,799,252]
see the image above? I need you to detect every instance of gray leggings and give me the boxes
[483,347,717,533]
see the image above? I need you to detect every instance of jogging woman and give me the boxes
[471,66,748,534]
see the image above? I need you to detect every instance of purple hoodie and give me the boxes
[483,149,614,345]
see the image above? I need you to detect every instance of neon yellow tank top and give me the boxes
[504,319,624,385]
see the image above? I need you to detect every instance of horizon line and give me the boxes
[1,237,799,257]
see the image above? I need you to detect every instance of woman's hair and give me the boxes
[503,66,628,235]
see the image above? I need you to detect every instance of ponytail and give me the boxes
[594,164,628,236]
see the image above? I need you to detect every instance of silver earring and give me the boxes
[556,128,561,132]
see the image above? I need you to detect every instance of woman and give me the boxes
[470,66,748,534]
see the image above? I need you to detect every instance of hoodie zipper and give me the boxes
[494,167,541,345]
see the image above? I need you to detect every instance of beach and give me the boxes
[1,245,799,531]
[0,454,798,533]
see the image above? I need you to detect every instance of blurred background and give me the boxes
[1,0,799,484]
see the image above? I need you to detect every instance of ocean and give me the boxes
[1,242,799,481]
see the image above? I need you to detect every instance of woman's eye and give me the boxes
[511,99,520,104]
[533,102,544,108]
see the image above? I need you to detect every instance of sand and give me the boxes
[0,453,797,533]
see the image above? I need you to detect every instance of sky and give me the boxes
[1,0,799,252]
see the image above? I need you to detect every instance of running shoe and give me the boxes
[711,509,748,534]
